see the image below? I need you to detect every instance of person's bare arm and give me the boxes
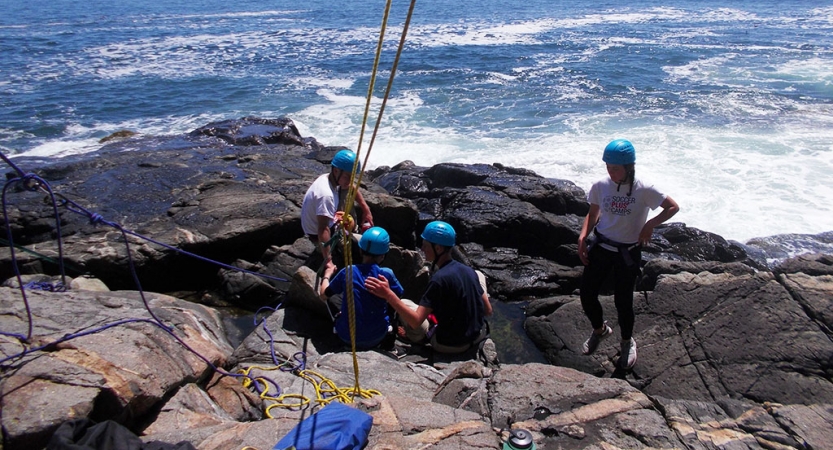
[481,293,493,316]
[317,215,332,262]
[639,196,680,245]
[578,204,600,266]
[354,189,373,227]
[318,261,337,301]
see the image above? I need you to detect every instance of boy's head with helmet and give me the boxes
[420,220,456,267]
[330,149,361,189]
[603,139,636,195]
[359,227,390,258]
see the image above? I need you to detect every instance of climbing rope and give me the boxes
[353,0,418,194]
[329,0,418,403]
[240,365,382,418]
[353,0,393,163]
[234,306,380,418]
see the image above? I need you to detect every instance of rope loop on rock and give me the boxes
[23,280,68,292]
[20,173,43,192]
[2,171,70,341]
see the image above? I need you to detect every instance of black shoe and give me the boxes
[379,331,396,351]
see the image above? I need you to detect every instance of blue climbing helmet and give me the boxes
[332,149,360,173]
[421,221,456,247]
[602,139,636,165]
[359,227,390,255]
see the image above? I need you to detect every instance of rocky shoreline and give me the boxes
[1,117,831,449]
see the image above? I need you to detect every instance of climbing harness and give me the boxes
[592,228,640,267]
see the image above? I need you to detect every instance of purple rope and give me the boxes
[0,151,303,402]
[3,180,34,341]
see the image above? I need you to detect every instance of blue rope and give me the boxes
[3,179,35,341]
[22,281,68,292]
[0,152,28,180]
[1,318,232,377]
[253,306,306,371]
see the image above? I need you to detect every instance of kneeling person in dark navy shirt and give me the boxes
[366,221,492,354]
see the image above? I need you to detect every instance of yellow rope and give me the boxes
[343,239,362,395]
[236,366,380,419]
[354,0,393,162]
[342,0,419,264]
[355,0,418,192]
[340,0,418,402]
[341,0,396,382]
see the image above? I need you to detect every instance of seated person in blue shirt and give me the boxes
[319,227,403,350]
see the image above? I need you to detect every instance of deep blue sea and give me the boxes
[1,0,832,243]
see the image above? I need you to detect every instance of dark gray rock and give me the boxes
[746,231,833,267]
[369,162,588,265]
[649,222,756,267]
[525,264,833,405]
[460,243,583,300]
[190,116,309,147]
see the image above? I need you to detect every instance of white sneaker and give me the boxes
[617,338,637,369]
[582,322,613,355]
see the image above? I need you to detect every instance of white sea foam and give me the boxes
[772,57,833,82]
[408,23,541,47]
[12,138,102,159]
[8,113,229,160]
[809,6,833,22]
[28,23,388,82]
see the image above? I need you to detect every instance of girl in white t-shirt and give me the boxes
[577,139,680,370]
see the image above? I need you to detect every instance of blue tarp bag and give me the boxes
[273,402,373,450]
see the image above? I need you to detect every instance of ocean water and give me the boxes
[1,0,832,243]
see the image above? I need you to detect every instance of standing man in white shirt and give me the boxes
[301,149,373,267]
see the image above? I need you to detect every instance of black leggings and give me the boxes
[579,244,642,340]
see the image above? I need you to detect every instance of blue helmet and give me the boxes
[421,221,456,247]
[359,227,390,255]
[332,149,360,173]
[602,139,636,165]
